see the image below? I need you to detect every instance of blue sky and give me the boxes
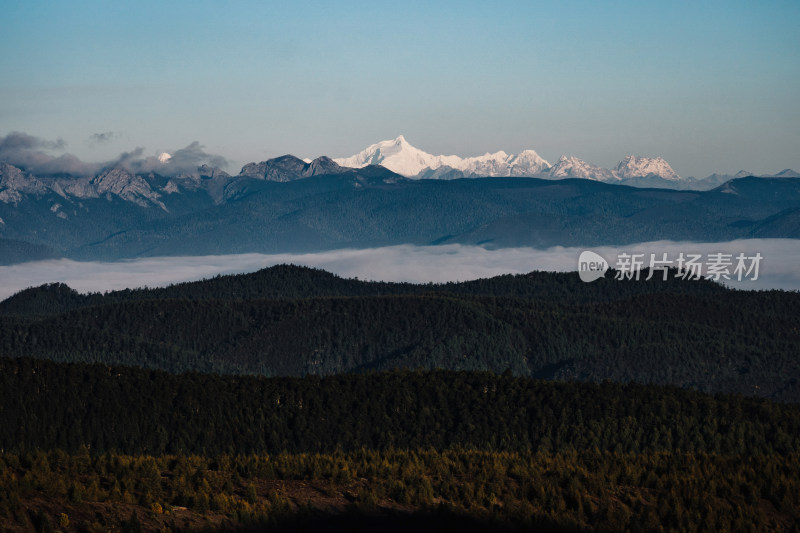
[1,0,798,177]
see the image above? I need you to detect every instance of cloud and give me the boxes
[0,131,97,175]
[0,131,229,176]
[137,141,229,174]
[89,131,120,145]
[0,131,65,152]
[102,141,228,174]
[106,147,146,171]
[0,239,797,301]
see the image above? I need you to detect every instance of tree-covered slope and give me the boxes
[2,173,799,261]
[3,358,799,455]
[1,265,798,401]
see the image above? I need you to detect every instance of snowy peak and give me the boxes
[510,150,550,171]
[547,155,681,182]
[614,155,680,181]
[548,155,620,182]
[335,136,443,176]
[335,136,687,182]
[334,136,550,178]
[465,149,550,177]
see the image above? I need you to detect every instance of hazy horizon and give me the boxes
[1,239,798,301]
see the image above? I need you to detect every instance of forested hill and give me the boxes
[1,265,798,401]
[0,263,729,314]
[4,359,800,531]
[3,357,800,456]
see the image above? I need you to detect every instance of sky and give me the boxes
[1,0,799,178]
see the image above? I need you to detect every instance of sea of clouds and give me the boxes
[1,239,798,301]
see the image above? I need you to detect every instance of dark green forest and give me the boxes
[2,358,800,532]
[2,357,800,456]
[1,264,798,401]
[3,265,800,531]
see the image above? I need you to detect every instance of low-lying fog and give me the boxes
[1,239,798,301]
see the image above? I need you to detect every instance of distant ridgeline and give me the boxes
[1,156,799,264]
[1,264,798,402]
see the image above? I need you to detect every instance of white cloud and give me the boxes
[0,239,798,301]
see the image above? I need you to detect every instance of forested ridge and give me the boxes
[2,358,800,532]
[0,263,729,313]
[3,357,799,456]
[4,265,800,530]
[1,264,798,401]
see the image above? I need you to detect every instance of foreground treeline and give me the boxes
[3,448,799,532]
[5,361,800,531]
[3,357,799,456]
[1,265,799,401]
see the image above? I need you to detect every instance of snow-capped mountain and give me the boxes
[505,150,551,176]
[2,145,799,266]
[335,136,689,183]
[614,155,680,181]
[547,155,620,182]
[334,136,550,178]
[3,136,796,215]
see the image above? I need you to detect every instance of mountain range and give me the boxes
[1,151,799,265]
[334,135,552,178]
[2,135,797,211]
[333,136,798,188]
[1,136,799,265]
